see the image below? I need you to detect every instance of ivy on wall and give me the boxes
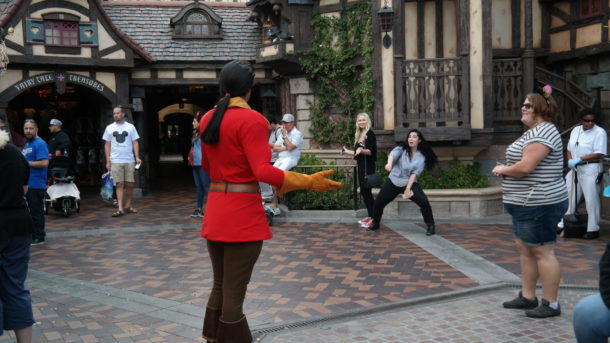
[300,1,375,146]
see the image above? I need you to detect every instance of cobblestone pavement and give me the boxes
[1,169,607,342]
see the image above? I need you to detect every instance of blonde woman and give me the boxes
[342,113,377,226]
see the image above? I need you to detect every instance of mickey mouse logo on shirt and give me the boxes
[113,131,128,143]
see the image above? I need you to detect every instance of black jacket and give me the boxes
[354,130,377,175]
[0,143,33,239]
[48,129,71,156]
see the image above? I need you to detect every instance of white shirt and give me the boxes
[275,127,303,161]
[268,127,282,162]
[567,124,607,160]
[102,122,140,163]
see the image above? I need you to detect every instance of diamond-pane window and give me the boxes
[44,21,79,46]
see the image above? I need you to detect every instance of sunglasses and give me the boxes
[522,104,533,109]
[581,119,595,123]
[24,119,37,124]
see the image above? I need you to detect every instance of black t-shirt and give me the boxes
[0,143,33,237]
[48,130,71,156]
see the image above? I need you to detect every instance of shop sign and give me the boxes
[13,73,105,93]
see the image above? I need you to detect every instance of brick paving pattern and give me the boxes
[438,223,607,286]
[1,172,606,342]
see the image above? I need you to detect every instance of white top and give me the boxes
[502,122,567,206]
[102,122,140,163]
[268,127,282,162]
[275,127,303,161]
[567,124,607,172]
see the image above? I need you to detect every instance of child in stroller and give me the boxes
[46,155,80,217]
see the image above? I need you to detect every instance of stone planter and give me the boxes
[375,186,504,219]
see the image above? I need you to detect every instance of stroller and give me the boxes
[260,182,276,225]
[45,155,80,217]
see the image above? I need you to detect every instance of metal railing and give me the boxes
[279,164,360,211]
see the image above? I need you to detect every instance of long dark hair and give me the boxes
[192,111,203,143]
[401,129,437,170]
[202,60,254,144]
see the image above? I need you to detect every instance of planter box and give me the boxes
[374,186,504,218]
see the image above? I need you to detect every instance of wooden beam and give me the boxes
[417,0,425,59]
[482,0,493,128]
[457,0,469,56]
[511,0,520,50]
[435,0,443,58]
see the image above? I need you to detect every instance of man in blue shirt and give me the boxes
[22,119,49,245]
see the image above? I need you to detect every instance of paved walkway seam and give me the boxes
[46,223,200,238]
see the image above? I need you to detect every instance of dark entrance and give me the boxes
[142,84,269,177]
[7,83,111,186]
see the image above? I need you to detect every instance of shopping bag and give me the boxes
[100,172,114,201]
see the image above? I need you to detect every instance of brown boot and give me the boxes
[202,307,222,342]
[217,316,253,343]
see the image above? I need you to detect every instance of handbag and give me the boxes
[364,173,383,188]
[362,153,382,188]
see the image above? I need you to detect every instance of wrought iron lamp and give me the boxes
[377,1,394,49]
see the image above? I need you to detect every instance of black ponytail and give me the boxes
[202,60,254,144]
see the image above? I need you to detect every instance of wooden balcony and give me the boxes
[396,57,471,142]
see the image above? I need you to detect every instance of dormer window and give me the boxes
[171,3,223,39]
[45,21,79,46]
[25,13,98,54]
[580,0,602,18]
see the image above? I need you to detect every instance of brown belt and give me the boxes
[209,181,260,193]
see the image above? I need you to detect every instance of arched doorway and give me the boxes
[7,83,112,185]
[157,103,205,164]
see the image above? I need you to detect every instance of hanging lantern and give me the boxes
[377,2,394,49]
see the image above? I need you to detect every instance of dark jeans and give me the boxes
[192,167,210,209]
[0,235,35,335]
[357,164,375,217]
[25,189,46,240]
[206,240,263,322]
[373,180,434,225]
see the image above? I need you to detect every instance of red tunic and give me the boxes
[199,100,284,242]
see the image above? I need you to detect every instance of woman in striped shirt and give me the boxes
[492,88,568,319]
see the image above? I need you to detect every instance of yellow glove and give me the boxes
[277,170,343,196]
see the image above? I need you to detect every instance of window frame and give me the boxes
[44,20,80,47]
[579,0,603,19]
[171,5,223,40]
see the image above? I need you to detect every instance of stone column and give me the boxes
[289,77,313,149]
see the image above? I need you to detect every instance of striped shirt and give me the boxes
[502,122,568,206]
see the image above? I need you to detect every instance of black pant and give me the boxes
[25,188,46,240]
[357,164,375,217]
[372,180,434,225]
[206,240,263,322]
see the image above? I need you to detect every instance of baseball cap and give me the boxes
[49,118,62,127]
[281,113,295,123]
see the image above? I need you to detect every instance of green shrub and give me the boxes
[281,154,357,210]
[418,158,488,189]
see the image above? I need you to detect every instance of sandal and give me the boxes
[111,210,124,217]
[125,207,138,214]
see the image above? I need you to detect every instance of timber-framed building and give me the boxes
[1,0,608,189]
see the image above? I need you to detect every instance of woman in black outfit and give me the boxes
[341,112,377,226]
[0,119,35,342]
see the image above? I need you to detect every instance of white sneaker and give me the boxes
[272,207,281,216]
[358,217,373,225]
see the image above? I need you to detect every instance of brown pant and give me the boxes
[206,240,263,322]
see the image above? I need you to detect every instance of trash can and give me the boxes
[602,157,610,221]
